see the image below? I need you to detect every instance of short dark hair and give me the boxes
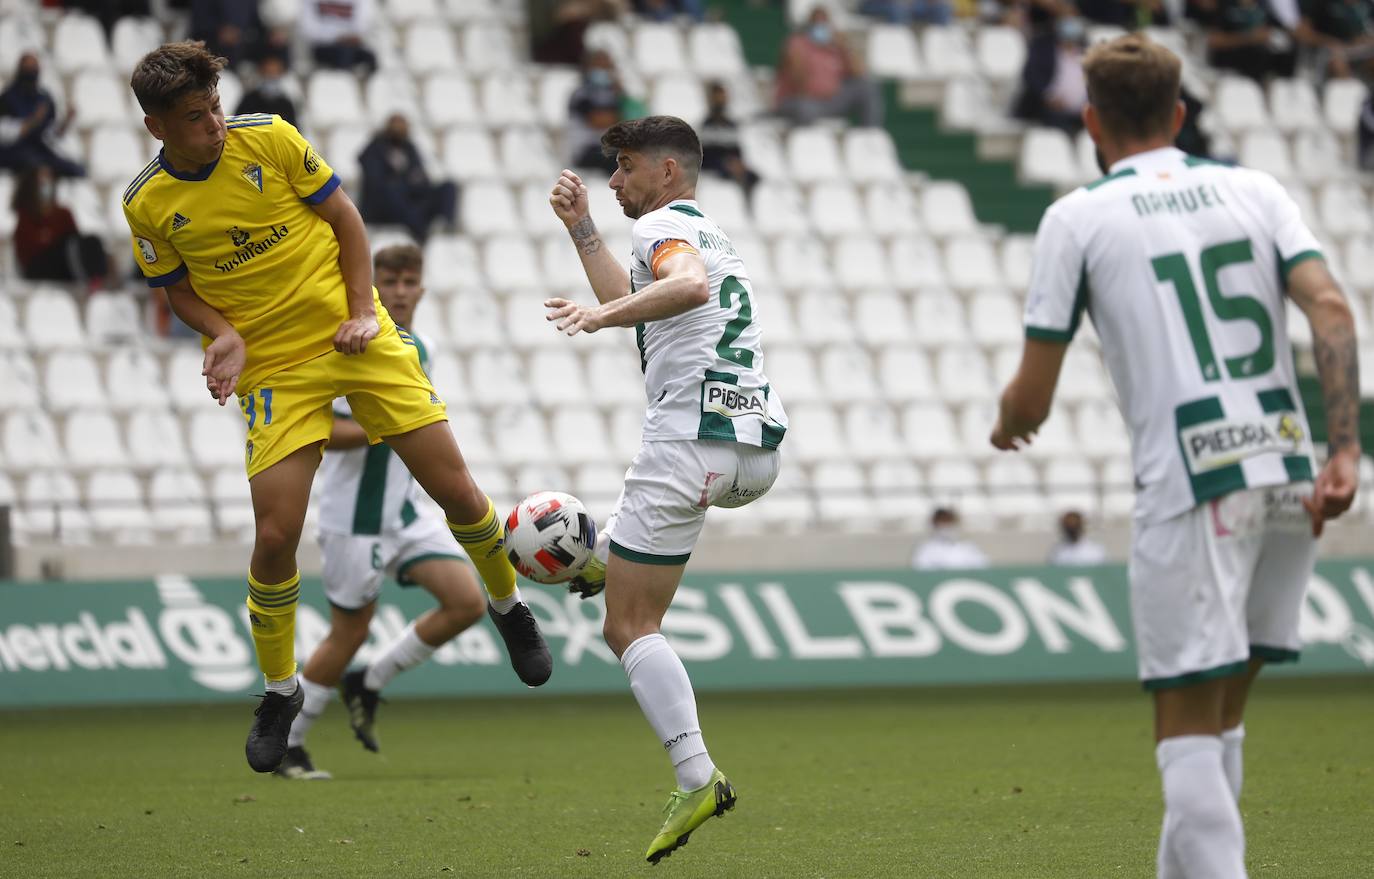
[374,243,424,274]
[1083,34,1181,142]
[600,115,703,175]
[130,41,226,115]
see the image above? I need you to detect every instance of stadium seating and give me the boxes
[1,2,1370,549]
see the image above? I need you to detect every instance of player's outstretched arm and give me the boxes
[1288,259,1362,534]
[312,186,379,355]
[549,169,630,304]
[163,274,244,406]
[327,415,369,450]
[546,250,709,337]
[991,338,1069,450]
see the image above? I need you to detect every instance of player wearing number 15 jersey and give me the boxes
[546,116,787,863]
[993,36,1360,879]
[122,42,549,776]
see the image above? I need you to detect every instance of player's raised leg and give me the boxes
[384,423,552,686]
[243,442,322,772]
[603,554,735,864]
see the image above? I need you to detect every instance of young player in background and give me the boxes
[277,244,486,780]
[122,42,550,774]
[547,116,788,863]
[992,35,1360,878]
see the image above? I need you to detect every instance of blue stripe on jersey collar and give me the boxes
[157,147,219,181]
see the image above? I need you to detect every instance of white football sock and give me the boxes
[489,586,524,615]
[265,672,298,695]
[364,621,437,691]
[1156,735,1247,879]
[1221,724,1245,801]
[621,633,715,791]
[288,677,334,748]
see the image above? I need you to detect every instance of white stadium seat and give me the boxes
[787,403,846,465]
[1215,75,1270,132]
[688,23,747,78]
[787,126,844,183]
[209,468,254,539]
[87,469,153,543]
[866,24,922,79]
[1044,458,1101,517]
[818,345,881,402]
[44,351,107,413]
[865,182,922,237]
[808,182,866,237]
[0,16,46,76]
[424,73,481,128]
[812,461,872,525]
[404,20,460,74]
[425,235,486,292]
[536,66,581,128]
[460,181,520,236]
[976,26,1026,83]
[498,127,558,183]
[89,125,147,185]
[920,181,978,237]
[105,347,168,413]
[650,74,708,126]
[925,458,992,524]
[985,455,1045,520]
[767,346,822,404]
[528,349,590,406]
[447,289,507,350]
[166,346,215,412]
[633,22,688,77]
[968,291,1023,347]
[479,73,537,127]
[833,236,894,290]
[466,350,530,406]
[1238,130,1293,181]
[188,410,247,470]
[485,236,541,292]
[389,0,441,24]
[86,294,143,344]
[464,22,520,71]
[1269,77,1323,134]
[24,289,85,349]
[1319,182,1372,237]
[3,410,64,470]
[0,351,39,411]
[902,402,962,460]
[71,71,130,131]
[843,403,907,463]
[21,470,92,543]
[694,177,751,233]
[1323,78,1367,135]
[911,290,968,347]
[773,238,836,290]
[326,127,369,188]
[843,128,903,184]
[739,123,789,181]
[485,406,550,465]
[921,27,977,79]
[549,409,612,466]
[751,181,810,236]
[1292,130,1343,186]
[306,71,364,131]
[943,236,1003,290]
[876,348,936,402]
[126,411,191,471]
[1020,127,1082,187]
[794,292,854,344]
[587,347,646,410]
[366,69,422,125]
[53,13,109,75]
[935,347,994,404]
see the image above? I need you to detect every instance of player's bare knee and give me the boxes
[253,519,300,564]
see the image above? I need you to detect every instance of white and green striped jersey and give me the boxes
[1025,146,1321,525]
[316,331,435,536]
[628,198,787,448]
[1027,147,1324,524]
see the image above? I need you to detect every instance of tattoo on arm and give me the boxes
[1313,319,1361,454]
[569,217,602,256]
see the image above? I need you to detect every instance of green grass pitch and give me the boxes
[1,677,1368,878]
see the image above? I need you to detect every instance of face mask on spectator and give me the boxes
[587,68,613,88]
[17,68,39,89]
[809,23,833,45]
[37,180,54,204]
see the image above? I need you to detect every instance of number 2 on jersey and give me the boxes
[716,276,754,368]
[1151,238,1274,382]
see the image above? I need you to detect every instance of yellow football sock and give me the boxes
[448,497,517,601]
[246,571,300,682]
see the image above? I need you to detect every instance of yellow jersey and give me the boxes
[122,113,386,391]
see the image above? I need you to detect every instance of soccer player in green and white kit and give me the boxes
[547,116,788,863]
[278,244,487,779]
[993,35,1360,878]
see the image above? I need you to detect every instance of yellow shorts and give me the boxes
[236,323,447,478]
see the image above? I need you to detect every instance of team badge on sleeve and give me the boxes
[136,236,157,263]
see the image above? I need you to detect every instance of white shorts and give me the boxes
[1129,483,1316,690]
[318,516,469,610]
[603,439,781,564]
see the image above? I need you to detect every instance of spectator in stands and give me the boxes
[1077,0,1170,27]
[1203,0,1297,81]
[633,0,707,21]
[11,164,108,288]
[236,55,298,126]
[0,54,83,178]
[68,0,153,39]
[700,82,760,196]
[567,49,646,173]
[1358,93,1374,168]
[775,7,885,127]
[190,0,266,70]
[911,508,990,570]
[358,114,457,244]
[533,0,627,65]
[1293,0,1374,78]
[1046,510,1108,566]
[1012,16,1090,134]
[859,0,954,25]
[301,0,378,75]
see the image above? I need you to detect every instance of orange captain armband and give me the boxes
[649,238,700,279]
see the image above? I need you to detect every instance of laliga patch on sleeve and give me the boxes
[136,236,157,263]
[304,146,320,175]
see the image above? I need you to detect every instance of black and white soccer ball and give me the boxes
[504,491,598,584]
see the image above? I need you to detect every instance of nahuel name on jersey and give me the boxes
[1181,411,1305,473]
[703,380,768,419]
[1131,184,1226,218]
[214,224,290,273]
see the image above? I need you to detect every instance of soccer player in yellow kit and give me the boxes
[122,42,552,773]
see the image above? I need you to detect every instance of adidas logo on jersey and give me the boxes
[171,212,190,231]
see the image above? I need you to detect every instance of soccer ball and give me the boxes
[504,491,598,584]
